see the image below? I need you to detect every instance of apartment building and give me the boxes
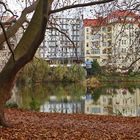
[83,10,140,69]
[39,17,84,64]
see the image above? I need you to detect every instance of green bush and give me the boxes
[17,58,49,83]
[51,65,67,81]
[29,97,40,111]
[65,64,86,82]
[6,102,18,109]
[18,61,86,83]
[91,60,101,76]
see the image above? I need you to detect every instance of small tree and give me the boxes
[91,60,101,76]
[65,64,86,82]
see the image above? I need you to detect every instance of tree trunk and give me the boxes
[0,84,11,126]
[0,108,7,127]
[0,0,51,126]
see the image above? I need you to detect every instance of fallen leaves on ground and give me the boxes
[0,109,140,140]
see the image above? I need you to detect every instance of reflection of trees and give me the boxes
[91,87,114,102]
[104,83,138,94]
[46,83,85,101]
[91,85,136,101]
[17,83,86,110]
[16,83,140,116]
[91,88,104,102]
[17,83,49,110]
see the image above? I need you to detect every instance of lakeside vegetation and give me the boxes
[17,58,86,84]
[17,58,140,90]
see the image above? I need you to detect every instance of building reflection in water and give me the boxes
[84,88,140,116]
[12,84,140,117]
[40,88,140,116]
[40,96,85,114]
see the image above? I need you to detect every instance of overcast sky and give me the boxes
[6,0,25,14]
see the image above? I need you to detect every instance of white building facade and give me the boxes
[83,10,140,69]
[39,17,84,64]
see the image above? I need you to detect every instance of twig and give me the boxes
[0,21,15,62]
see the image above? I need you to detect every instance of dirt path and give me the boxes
[0,109,140,140]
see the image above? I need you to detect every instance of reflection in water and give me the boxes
[85,88,140,116]
[11,83,140,117]
[40,97,85,114]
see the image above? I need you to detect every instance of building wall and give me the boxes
[83,11,140,69]
[39,17,84,64]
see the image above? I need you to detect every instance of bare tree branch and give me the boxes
[0,1,15,17]
[0,1,37,45]
[47,26,78,59]
[0,21,15,61]
[50,0,115,14]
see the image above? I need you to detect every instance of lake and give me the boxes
[10,83,140,117]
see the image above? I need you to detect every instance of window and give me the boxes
[92,41,99,47]
[92,34,100,41]
[121,48,126,53]
[108,40,112,46]
[92,48,100,54]
[122,40,127,45]
[103,97,106,102]
[102,27,106,32]
[102,35,107,41]
[102,42,107,47]
[107,33,112,38]
[107,27,111,32]
[86,50,90,54]
[86,43,89,47]
[102,49,106,54]
[91,107,101,113]
[86,35,89,40]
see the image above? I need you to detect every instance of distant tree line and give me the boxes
[17,58,86,84]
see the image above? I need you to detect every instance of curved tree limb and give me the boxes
[50,0,115,14]
[0,0,50,88]
[0,1,38,45]
[0,1,15,17]
[0,21,15,61]
[47,26,79,60]
[47,26,77,48]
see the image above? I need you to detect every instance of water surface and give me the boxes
[11,83,140,116]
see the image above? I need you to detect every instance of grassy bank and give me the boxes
[98,75,140,83]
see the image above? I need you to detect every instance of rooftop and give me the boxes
[83,10,140,27]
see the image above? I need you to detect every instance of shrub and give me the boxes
[17,58,49,83]
[6,102,18,109]
[51,65,68,81]
[18,61,86,83]
[65,64,86,82]
[91,60,101,76]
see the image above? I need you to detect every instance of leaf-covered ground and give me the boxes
[0,109,140,140]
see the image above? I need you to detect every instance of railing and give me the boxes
[49,63,86,67]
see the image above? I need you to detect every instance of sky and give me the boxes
[6,0,26,15]
[4,0,140,19]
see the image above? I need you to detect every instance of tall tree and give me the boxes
[0,0,129,126]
